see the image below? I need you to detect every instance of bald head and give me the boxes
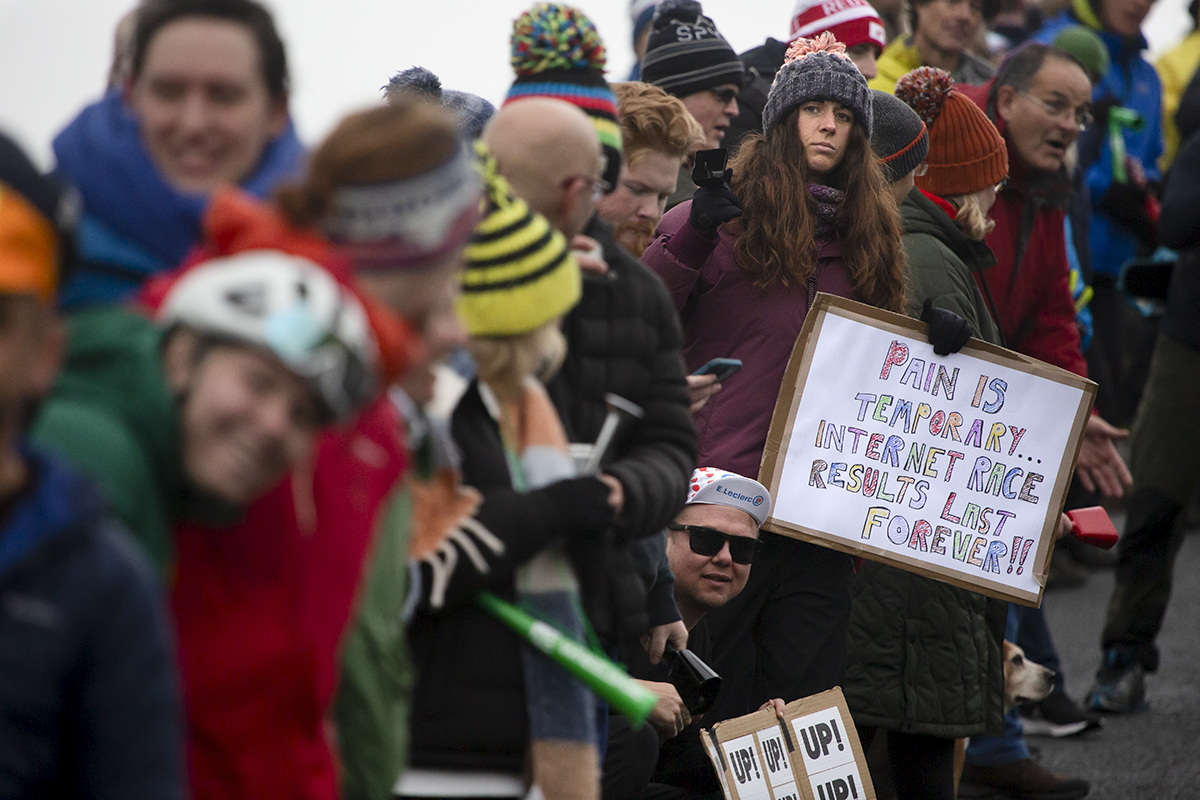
[484,98,603,239]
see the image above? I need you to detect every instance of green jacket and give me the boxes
[900,187,1002,346]
[842,187,1006,739]
[335,485,414,800]
[31,307,183,572]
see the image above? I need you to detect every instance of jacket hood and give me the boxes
[52,308,185,515]
[1060,1,1148,56]
[0,446,106,582]
[902,187,997,271]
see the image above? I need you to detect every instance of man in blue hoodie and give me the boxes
[53,0,305,308]
[1033,0,1164,424]
[0,132,182,800]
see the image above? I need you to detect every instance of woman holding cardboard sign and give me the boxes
[643,32,927,742]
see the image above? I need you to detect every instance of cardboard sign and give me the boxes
[703,689,873,800]
[759,295,1095,607]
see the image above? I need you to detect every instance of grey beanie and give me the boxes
[870,90,928,182]
[762,32,873,137]
[384,66,496,139]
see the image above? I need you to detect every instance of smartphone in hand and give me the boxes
[692,357,742,383]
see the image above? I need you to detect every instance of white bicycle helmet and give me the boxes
[157,250,380,421]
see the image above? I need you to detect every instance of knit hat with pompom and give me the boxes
[763,32,873,137]
[894,66,1007,197]
[640,0,744,99]
[505,3,622,192]
[384,66,496,140]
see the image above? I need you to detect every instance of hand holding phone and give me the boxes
[692,357,742,383]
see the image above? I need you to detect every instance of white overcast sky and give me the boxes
[1,0,1192,168]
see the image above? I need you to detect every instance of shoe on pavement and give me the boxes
[1021,692,1102,737]
[1086,649,1146,713]
[958,759,1089,800]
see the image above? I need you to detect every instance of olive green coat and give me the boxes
[843,187,1007,739]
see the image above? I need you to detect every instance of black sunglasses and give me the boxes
[668,523,762,565]
[709,87,739,105]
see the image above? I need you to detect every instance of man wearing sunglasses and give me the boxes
[638,1,746,211]
[602,468,771,800]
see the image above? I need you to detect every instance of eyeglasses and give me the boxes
[995,176,1009,192]
[914,162,929,177]
[566,174,609,201]
[1018,90,1094,131]
[668,523,762,565]
[709,87,739,106]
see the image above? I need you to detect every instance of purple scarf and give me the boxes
[808,183,845,239]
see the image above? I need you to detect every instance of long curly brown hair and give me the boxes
[729,107,908,313]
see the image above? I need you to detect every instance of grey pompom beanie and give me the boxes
[384,66,496,139]
[762,32,873,137]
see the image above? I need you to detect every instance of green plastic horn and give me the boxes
[1108,106,1145,184]
[476,591,658,725]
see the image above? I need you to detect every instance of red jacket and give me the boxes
[960,81,1088,377]
[172,398,407,800]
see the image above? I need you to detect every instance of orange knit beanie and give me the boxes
[895,67,1007,197]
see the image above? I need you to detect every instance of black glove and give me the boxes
[541,476,616,538]
[1098,181,1157,248]
[689,169,743,240]
[922,298,974,356]
[1091,96,1121,129]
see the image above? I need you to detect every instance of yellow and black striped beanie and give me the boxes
[458,145,581,337]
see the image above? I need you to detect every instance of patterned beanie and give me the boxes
[870,90,928,182]
[895,67,1008,197]
[505,3,623,192]
[458,143,582,338]
[384,67,496,139]
[640,0,744,99]
[789,0,887,55]
[764,32,874,137]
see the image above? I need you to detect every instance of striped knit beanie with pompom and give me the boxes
[458,142,581,338]
[894,66,1008,197]
[763,31,873,137]
[505,3,623,192]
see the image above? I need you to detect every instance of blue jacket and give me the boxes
[52,91,306,308]
[0,446,182,800]
[1033,10,1164,277]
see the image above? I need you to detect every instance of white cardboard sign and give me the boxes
[703,689,873,800]
[758,295,1095,607]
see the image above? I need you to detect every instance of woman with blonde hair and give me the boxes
[642,32,910,764]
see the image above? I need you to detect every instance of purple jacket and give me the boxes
[643,202,859,480]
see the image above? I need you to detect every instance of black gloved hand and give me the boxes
[689,169,743,240]
[1091,96,1121,129]
[1098,181,1157,247]
[922,298,974,356]
[541,476,616,538]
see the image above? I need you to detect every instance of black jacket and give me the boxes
[549,218,696,544]
[547,218,697,637]
[408,382,615,772]
[0,447,181,800]
[725,39,787,151]
[1161,106,1200,352]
